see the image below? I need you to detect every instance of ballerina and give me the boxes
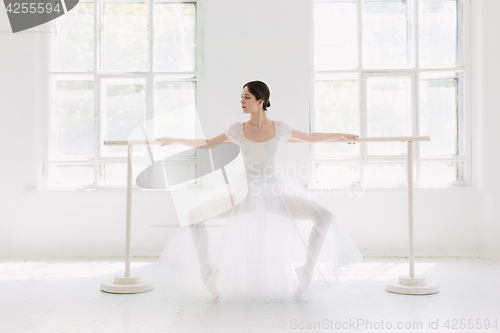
[155,80,362,301]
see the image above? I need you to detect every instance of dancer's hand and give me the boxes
[340,134,359,145]
[155,136,175,147]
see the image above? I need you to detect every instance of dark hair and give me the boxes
[242,81,271,111]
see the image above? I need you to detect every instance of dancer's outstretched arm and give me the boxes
[288,128,359,144]
[154,133,231,150]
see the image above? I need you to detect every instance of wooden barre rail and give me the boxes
[103,136,430,146]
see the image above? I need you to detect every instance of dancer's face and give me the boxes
[240,86,264,114]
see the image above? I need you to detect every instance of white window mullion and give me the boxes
[316,67,466,74]
[357,0,364,185]
[149,0,153,74]
[146,75,153,130]
[463,0,471,185]
[413,0,420,185]
[310,0,317,188]
[457,0,464,67]
[146,0,154,124]
[410,70,418,185]
[309,78,316,187]
[42,34,49,189]
[196,0,203,187]
[93,0,99,185]
[420,157,467,162]
[99,0,104,72]
[360,72,366,185]
[95,76,101,185]
[457,70,464,159]
[94,0,99,72]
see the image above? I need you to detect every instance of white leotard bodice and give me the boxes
[240,121,279,178]
[225,120,293,179]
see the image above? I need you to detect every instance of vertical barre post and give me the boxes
[100,143,153,293]
[101,143,154,293]
[385,139,438,295]
[408,140,414,278]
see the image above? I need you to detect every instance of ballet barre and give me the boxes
[347,136,438,295]
[101,135,438,296]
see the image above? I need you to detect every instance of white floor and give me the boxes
[0,257,499,333]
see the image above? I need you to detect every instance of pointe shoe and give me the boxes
[201,266,220,299]
[294,265,313,299]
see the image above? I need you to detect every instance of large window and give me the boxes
[312,0,470,188]
[44,0,200,188]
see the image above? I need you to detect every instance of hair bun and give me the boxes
[267,101,271,107]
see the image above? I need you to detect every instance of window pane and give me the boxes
[316,162,360,187]
[56,2,94,70]
[419,72,458,156]
[315,78,359,158]
[154,81,196,118]
[363,163,409,185]
[362,0,414,69]
[153,80,197,156]
[419,0,459,68]
[103,3,148,71]
[154,3,196,72]
[366,76,412,155]
[420,161,460,185]
[101,78,146,157]
[54,81,94,159]
[49,164,94,185]
[314,0,358,70]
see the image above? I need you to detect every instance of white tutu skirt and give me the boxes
[156,171,363,302]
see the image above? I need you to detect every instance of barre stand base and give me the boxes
[101,275,154,294]
[385,275,439,295]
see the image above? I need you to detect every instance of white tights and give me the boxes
[187,191,334,286]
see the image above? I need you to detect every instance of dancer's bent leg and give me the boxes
[188,221,210,271]
[188,220,219,299]
[265,193,333,297]
[297,208,333,297]
[186,197,251,298]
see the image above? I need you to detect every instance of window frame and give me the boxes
[42,0,204,190]
[309,0,471,189]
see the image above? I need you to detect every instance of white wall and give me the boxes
[0,0,497,260]
[473,0,500,260]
